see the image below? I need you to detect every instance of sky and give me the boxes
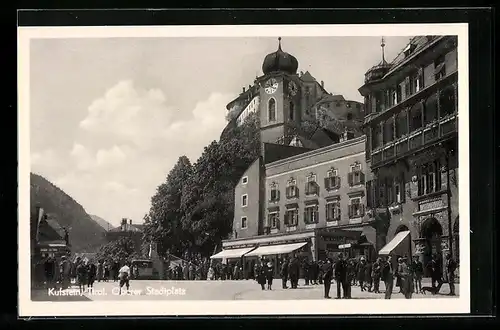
[29,35,411,227]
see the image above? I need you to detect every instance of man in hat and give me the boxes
[382,256,394,299]
[334,253,348,299]
[322,257,334,299]
[280,257,289,289]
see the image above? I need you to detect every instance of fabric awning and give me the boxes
[245,242,308,257]
[378,230,411,255]
[210,247,256,259]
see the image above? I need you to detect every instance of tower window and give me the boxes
[346,113,353,120]
[268,98,276,122]
[289,101,295,121]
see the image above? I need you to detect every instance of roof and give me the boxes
[300,71,316,82]
[316,94,346,103]
[45,218,66,238]
[109,223,144,233]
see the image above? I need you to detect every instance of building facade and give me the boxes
[358,36,459,274]
[213,38,375,276]
[106,218,145,255]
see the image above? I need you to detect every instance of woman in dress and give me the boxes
[266,260,274,290]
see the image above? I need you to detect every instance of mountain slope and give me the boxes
[30,173,106,252]
[89,214,113,231]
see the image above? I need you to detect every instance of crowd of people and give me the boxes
[249,252,457,299]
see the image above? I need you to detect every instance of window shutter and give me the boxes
[360,172,365,184]
[338,204,341,220]
[305,183,309,195]
[348,204,352,218]
[277,190,281,201]
[284,212,289,225]
[325,204,329,221]
[336,176,341,188]
[286,186,290,198]
[313,182,318,194]
[348,172,353,186]
[304,210,308,224]
[315,210,319,223]
[324,177,330,190]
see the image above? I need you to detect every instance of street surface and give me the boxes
[32,278,459,301]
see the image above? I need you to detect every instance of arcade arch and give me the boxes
[420,217,443,272]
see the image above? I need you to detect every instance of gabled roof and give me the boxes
[300,71,316,82]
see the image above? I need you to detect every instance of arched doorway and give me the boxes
[421,217,443,275]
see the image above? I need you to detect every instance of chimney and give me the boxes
[321,80,324,88]
[129,219,132,225]
[242,87,246,93]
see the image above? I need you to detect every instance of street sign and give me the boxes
[339,243,352,249]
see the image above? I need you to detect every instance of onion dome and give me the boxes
[364,37,392,83]
[262,37,299,75]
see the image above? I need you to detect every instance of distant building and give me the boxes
[105,218,144,256]
[358,36,459,273]
[212,38,375,275]
[31,205,71,259]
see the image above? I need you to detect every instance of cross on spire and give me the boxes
[278,37,282,50]
[380,36,387,64]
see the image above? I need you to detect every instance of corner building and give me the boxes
[358,36,459,275]
[212,39,376,277]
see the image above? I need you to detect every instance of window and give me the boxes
[366,180,374,208]
[324,168,341,190]
[336,101,341,107]
[305,174,319,196]
[268,98,276,122]
[241,194,248,207]
[284,209,299,226]
[418,161,442,196]
[348,197,365,218]
[242,176,248,185]
[305,87,310,114]
[286,178,298,199]
[395,182,402,203]
[374,91,383,113]
[387,178,394,205]
[410,102,423,131]
[439,85,456,118]
[424,94,438,125]
[372,124,382,149]
[304,205,319,224]
[396,84,402,104]
[326,200,341,222]
[346,103,351,108]
[395,111,408,138]
[266,212,279,229]
[346,113,353,120]
[383,118,394,144]
[289,101,295,121]
[241,216,248,229]
[434,55,446,81]
[404,77,411,99]
[348,163,365,186]
[411,69,423,95]
[269,182,280,202]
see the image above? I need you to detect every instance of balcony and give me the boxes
[371,114,457,168]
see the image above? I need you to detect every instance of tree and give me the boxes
[96,237,140,262]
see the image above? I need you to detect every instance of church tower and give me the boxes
[257,38,303,145]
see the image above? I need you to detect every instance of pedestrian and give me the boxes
[256,258,267,290]
[87,261,97,289]
[444,253,457,296]
[334,253,348,299]
[395,257,403,293]
[118,262,131,295]
[364,259,373,292]
[322,258,333,299]
[75,257,87,294]
[280,258,289,289]
[411,255,423,294]
[427,254,443,293]
[398,257,412,299]
[288,255,300,289]
[357,257,366,291]
[303,259,310,286]
[371,258,382,293]
[266,260,274,290]
[382,256,394,299]
[345,259,354,298]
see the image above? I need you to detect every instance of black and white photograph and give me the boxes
[18,23,469,316]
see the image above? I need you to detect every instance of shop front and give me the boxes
[317,226,376,261]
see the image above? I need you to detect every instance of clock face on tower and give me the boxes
[264,78,279,94]
[288,81,298,96]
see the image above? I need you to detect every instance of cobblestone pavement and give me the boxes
[30,278,459,301]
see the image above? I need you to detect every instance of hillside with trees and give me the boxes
[142,112,260,258]
[30,173,106,252]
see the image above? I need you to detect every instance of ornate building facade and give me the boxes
[212,38,375,276]
[358,36,459,275]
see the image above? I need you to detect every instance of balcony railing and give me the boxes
[371,114,457,167]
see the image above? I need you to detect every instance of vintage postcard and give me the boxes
[18,23,470,316]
